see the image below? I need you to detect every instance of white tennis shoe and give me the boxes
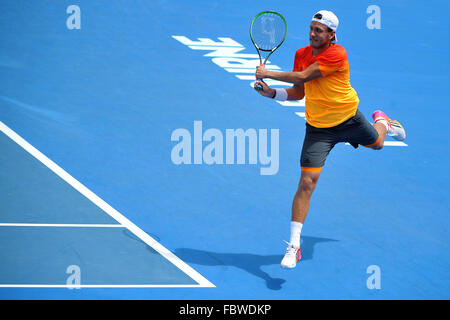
[372,110,406,141]
[388,120,406,141]
[281,241,301,269]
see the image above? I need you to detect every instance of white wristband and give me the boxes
[273,88,288,101]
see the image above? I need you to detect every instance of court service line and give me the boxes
[345,141,408,147]
[0,223,124,228]
[0,284,209,288]
[0,121,215,288]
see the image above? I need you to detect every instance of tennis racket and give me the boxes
[250,11,287,91]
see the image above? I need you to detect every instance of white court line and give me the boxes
[0,223,124,228]
[345,141,408,147]
[380,141,408,146]
[0,284,207,288]
[0,121,215,288]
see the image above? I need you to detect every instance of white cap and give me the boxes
[311,10,339,41]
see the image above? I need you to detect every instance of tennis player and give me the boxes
[254,10,406,268]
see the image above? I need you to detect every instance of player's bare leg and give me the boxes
[371,122,388,150]
[292,170,321,223]
[281,169,321,268]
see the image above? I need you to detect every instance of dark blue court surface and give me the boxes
[0,0,449,299]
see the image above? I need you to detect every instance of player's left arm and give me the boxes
[256,62,322,85]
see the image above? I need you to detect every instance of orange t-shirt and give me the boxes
[293,43,359,128]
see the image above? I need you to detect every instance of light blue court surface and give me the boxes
[0,0,449,299]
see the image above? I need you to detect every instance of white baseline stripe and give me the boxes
[0,121,215,288]
[0,223,124,228]
[382,141,408,147]
[0,284,208,288]
[345,141,408,147]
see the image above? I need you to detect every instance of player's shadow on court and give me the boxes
[175,236,338,291]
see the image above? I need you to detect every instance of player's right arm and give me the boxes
[254,81,304,101]
[287,84,305,100]
[257,62,322,86]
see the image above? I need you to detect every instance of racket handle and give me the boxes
[255,78,264,91]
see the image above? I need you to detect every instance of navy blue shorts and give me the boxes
[300,110,379,171]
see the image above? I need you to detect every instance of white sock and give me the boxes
[289,221,303,248]
[375,118,390,132]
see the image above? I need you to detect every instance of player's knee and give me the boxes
[298,176,318,194]
[371,142,384,150]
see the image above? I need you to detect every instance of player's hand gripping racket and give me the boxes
[250,11,287,91]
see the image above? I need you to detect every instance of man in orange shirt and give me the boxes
[255,10,406,268]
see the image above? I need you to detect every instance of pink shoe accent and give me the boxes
[372,110,391,128]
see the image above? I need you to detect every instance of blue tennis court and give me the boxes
[0,0,449,299]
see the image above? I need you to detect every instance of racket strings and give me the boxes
[251,12,287,51]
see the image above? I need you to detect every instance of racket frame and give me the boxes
[250,10,287,91]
